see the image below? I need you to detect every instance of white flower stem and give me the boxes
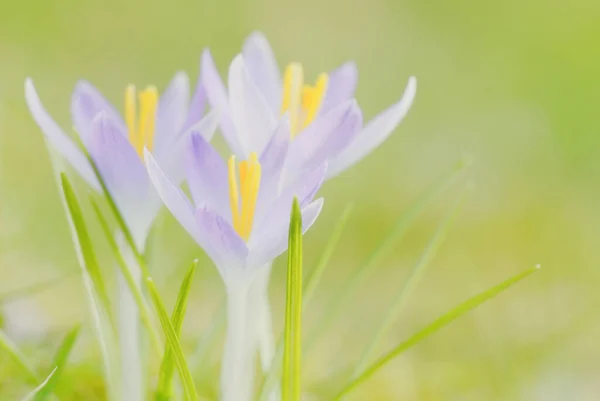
[117,233,144,401]
[222,279,253,401]
[249,264,279,401]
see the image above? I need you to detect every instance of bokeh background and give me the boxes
[1,0,599,399]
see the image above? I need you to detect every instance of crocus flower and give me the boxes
[201,31,417,182]
[145,120,325,401]
[24,72,217,401]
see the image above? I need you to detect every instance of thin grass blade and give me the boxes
[91,198,163,356]
[20,368,57,401]
[352,188,469,376]
[147,276,198,401]
[32,325,80,401]
[332,265,540,400]
[256,202,354,401]
[0,329,39,383]
[281,198,303,401]
[305,157,470,351]
[0,271,79,303]
[155,261,197,401]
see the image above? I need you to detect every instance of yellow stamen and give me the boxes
[281,63,328,139]
[124,85,159,158]
[125,84,137,146]
[281,63,304,138]
[228,153,262,241]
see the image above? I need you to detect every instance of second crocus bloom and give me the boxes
[145,118,325,401]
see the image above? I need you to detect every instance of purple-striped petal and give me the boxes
[242,31,282,115]
[195,205,248,276]
[253,161,326,237]
[71,80,126,146]
[327,76,417,178]
[158,109,220,185]
[182,71,207,133]
[154,71,190,153]
[90,115,158,239]
[248,198,324,268]
[145,149,202,243]
[254,117,290,223]
[201,49,244,157]
[321,62,358,114]
[185,132,230,220]
[286,100,359,180]
[228,55,277,156]
[25,78,101,192]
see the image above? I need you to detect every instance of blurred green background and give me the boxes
[1,0,599,399]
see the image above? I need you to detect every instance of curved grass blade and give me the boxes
[21,368,57,401]
[0,329,39,383]
[48,148,120,401]
[156,261,197,401]
[147,276,198,401]
[305,158,471,352]
[91,198,163,357]
[32,325,80,401]
[351,188,469,377]
[331,265,540,400]
[256,202,353,401]
[281,198,303,401]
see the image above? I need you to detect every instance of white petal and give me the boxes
[228,55,278,156]
[25,78,101,192]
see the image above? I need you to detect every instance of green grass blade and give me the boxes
[91,197,163,357]
[0,329,39,383]
[332,265,540,400]
[156,261,197,401]
[305,158,470,351]
[256,202,354,401]
[61,174,114,323]
[21,368,57,401]
[47,148,120,401]
[32,325,80,401]
[351,188,469,377]
[147,276,198,401]
[281,198,303,401]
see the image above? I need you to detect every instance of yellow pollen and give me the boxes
[281,63,328,139]
[228,152,261,241]
[124,84,159,158]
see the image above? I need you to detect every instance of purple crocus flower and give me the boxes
[24,72,217,401]
[24,72,216,248]
[145,119,325,401]
[201,31,417,182]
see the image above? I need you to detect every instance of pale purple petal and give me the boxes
[248,198,324,268]
[229,55,277,156]
[253,162,326,237]
[321,62,358,114]
[286,100,359,180]
[154,71,190,153]
[242,31,282,114]
[71,80,126,146]
[182,72,207,132]
[327,77,417,179]
[254,117,290,223]
[158,109,220,185]
[195,206,248,275]
[145,149,202,243]
[185,132,230,220]
[201,49,244,156]
[25,78,101,192]
[89,115,159,238]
